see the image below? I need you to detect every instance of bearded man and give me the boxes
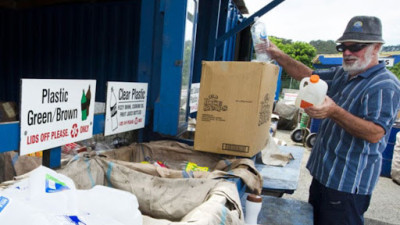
[261,16,400,225]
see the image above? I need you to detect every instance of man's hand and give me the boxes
[263,42,282,60]
[304,96,384,143]
[304,96,337,119]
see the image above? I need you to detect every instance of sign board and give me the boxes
[380,57,395,67]
[104,82,148,136]
[20,79,96,155]
[283,92,298,105]
[189,83,200,113]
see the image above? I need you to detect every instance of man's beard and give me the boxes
[342,45,374,75]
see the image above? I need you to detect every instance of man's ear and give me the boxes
[374,43,383,53]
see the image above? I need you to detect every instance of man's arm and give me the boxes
[262,42,313,81]
[305,97,385,143]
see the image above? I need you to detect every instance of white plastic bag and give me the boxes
[77,185,142,225]
[0,166,142,225]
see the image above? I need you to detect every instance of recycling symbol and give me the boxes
[71,123,79,138]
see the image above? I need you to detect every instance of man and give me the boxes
[264,16,400,225]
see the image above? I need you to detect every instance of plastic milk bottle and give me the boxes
[295,74,328,109]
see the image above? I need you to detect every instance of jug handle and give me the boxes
[299,77,310,89]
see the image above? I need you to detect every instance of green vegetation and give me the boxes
[388,62,400,80]
[309,40,337,54]
[269,36,317,90]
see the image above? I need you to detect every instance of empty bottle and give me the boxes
[295,75,328,109]
[244,194,262,224]
[251,17,270,62]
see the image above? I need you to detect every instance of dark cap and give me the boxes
[336,16,384,44]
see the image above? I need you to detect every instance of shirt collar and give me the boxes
[358,62,386,79]
[345,62,386,80]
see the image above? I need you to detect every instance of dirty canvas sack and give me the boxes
[0,152,15,183]
[274,101,300,130]
[392,132,400,184]
[141,181,243,225]
[0,151,41,183]
[101,140,262,194]
[58,155,244,224]
[261,134,294,167]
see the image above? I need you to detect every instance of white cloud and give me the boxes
[245,0,400,45]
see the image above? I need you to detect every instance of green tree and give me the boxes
[388,62,400,81]
[182,40,193,86]
[269,36,317,90]
[309,40,337,54]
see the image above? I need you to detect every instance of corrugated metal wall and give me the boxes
[0,0,141,102]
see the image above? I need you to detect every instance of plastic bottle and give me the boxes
[110,87,118,131]
[244,194,262,224]
[295,74,328,109]
[251,17,270,62]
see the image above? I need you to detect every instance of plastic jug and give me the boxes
[295,75,328,109]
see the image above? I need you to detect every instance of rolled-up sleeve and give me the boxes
[363,87,400,134]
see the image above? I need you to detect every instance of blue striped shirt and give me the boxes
[306,62,400,195]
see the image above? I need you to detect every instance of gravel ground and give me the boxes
[274,129,400,225]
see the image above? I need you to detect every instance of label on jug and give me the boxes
[300,100,314,108]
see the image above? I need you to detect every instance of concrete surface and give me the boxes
[274,129,400,225]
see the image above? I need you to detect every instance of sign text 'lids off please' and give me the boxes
[20,79,96,155]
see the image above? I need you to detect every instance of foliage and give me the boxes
[382,45,400,52]
[269,36,317,89]
[270,36,316,68]
[309,40,337,54]
[182,40,193,87]
[388,62,400,80]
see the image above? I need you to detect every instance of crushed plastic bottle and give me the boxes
[251,17,271,62]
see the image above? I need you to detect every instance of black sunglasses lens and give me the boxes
[336,44,369,52]
[336,45,344,52]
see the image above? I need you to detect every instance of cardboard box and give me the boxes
[194,61,279,157]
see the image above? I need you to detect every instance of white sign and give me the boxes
[380,57,395,67]
[189,83,200,113]
[20,79,96,155]
[283,92,298,105]
[104,82,148,136]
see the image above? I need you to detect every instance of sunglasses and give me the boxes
[336,43,371,53]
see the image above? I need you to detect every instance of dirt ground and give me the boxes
[275,129,400,225]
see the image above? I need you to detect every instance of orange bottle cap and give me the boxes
[310,75,320,83]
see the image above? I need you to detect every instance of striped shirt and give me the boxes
[306,62,400,195]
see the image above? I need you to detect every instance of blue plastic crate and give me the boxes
[380,158,392,177]
[310,118,322,133]
[382,143,394,160]
[388,126,400,144]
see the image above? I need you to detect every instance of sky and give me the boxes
[245,0,400,46]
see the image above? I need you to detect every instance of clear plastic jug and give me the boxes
[295,75,328,109]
